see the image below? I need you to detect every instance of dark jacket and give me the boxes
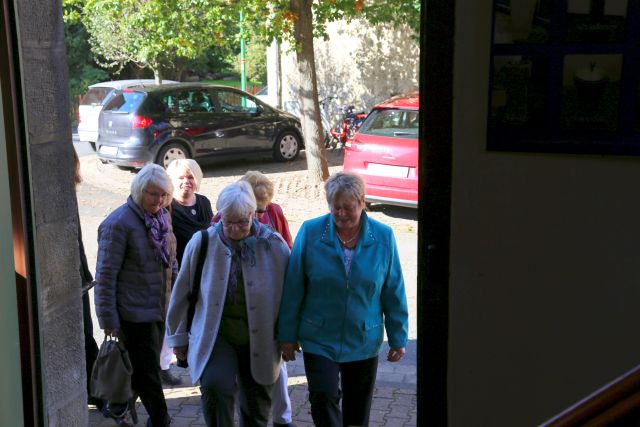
[95,196,177,330]
[170,193,213,266]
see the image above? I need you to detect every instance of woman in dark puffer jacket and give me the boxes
[95,163,177,427]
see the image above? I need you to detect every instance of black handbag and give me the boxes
[176,230,208,368]
[90,336,134,403]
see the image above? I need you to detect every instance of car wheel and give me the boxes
[156,142,189,168]
[273,131,300,161]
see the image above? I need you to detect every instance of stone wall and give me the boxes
[15,0,87,425]
[279,19,419,117]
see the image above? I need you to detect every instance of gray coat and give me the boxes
[166,221,290,385]
[95,196,177,330]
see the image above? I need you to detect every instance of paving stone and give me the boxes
[371,397,393,411]
[175,404,201,417]
[169,416,197,427]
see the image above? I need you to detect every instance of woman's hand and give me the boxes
[104,328,118,338]
[387,347,405,362]
[173,346,188,361]
[280,342,300,362]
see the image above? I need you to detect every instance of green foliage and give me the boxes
[63,0,110,125]
[238,0,421,46]
[82,0,234,80]
[234,38,268,84]
[185,44,237,79]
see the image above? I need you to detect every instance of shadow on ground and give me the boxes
[200,148,345,178]
[367,204,418,221]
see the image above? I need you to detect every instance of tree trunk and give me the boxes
[291,0,329,183]
[152,64,163,84]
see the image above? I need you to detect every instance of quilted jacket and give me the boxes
[95,196,177,330]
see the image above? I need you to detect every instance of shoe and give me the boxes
[160,369,182,386]
[128,394,138,424]
[88,396,104,412]
[102,402,134,426]
[273,423,297,427]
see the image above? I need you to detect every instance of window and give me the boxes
[80,87,113,106]
[218,90,259,114]
[102,90,145,113]
[488,0,640,155]
[360,109,419,138]
[162,90,214,113]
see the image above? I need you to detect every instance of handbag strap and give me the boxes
[186,230,208,332]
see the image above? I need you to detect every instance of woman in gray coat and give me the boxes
[166,181,290,427]
[95,164,177,427]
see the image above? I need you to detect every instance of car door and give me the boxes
[211,88,275,153]
[160,88,223,158]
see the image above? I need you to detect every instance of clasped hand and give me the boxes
[279,342,301,362]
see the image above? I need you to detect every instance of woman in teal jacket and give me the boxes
[278,172,408,427]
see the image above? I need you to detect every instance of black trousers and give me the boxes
[200,336,274,427]
[119,320,170,427]
[303,352,378,427]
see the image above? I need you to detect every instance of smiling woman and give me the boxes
[94,164,177,426]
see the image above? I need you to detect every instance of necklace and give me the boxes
[337,224,362,246]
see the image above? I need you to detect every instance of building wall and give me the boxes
[15,0,87,425]
[0,82,25,427]
[449,1,640,425]
[278,19,419,116]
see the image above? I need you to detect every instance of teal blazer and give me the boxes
[277,212,408,362]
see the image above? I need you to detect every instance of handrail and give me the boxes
[540,365,640,426]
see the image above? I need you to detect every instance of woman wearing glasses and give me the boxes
[166,181,290,427]
[210,171,294,426]
[95,163,177,427]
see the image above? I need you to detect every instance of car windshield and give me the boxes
[102,90,146,113]
[81,87,113,106]
[358,108,419,138]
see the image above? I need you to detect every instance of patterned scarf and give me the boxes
[217,220,265,302]
[143,208,171,267]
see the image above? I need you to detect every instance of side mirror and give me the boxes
[253,104,265,116]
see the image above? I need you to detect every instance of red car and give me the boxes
[343,92,419,208]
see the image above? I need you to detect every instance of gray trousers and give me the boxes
[200,336,274,427]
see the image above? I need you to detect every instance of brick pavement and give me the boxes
[88,340,417,427]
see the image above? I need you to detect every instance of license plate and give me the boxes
[367,163,409,178]
[100,145,118,156]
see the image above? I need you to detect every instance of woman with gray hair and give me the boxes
[278,171,409,427]
[166,180,290,427]
[95,163,177,427]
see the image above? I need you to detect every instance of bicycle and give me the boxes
[319,96,367,149]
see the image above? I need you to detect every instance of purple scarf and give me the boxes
[143,209,171,267]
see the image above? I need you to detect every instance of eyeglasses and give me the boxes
[222,218,252,228]
[144,189,170,200]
